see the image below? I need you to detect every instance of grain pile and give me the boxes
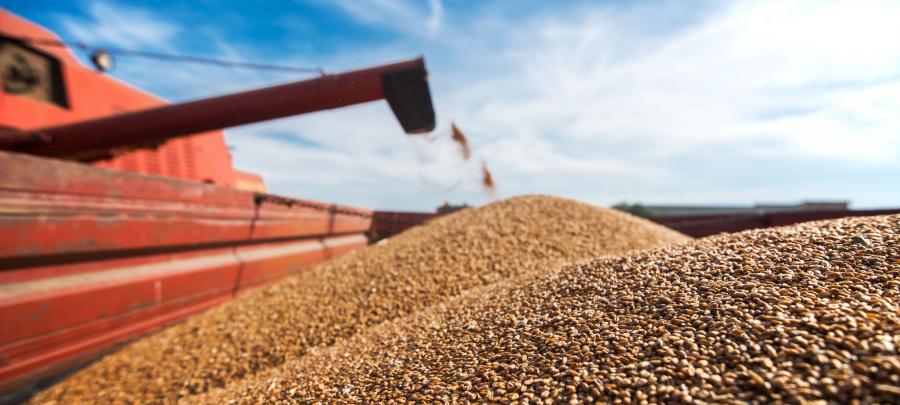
[34,195,688,404]
[195,214,899,404]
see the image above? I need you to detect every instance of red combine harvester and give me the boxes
[0,10,434,394]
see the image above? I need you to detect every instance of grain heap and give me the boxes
[195,214,899,404]
[34,195,689,404]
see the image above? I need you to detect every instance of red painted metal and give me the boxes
[0,150,373,392]
[1,295,231,393]
[0,151,370,263]
[235,234,367,290]
[8,58,430,161]
[0,11,237,186]
[369,210,445,241]
[0,235,367,388]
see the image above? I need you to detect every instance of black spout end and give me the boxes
[381,59,436,134]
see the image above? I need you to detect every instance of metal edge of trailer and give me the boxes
[0,150,372,393]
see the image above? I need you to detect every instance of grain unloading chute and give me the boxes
[0,57,435,161]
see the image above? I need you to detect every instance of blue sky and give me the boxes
[7,0,900,210]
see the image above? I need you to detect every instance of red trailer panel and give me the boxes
[369,210,445,241]
[0,151,373,392]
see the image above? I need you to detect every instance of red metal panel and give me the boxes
[231,235,367,291]
[330,206,376,234]
[0,150,247,206]
[249,197,372,241]
[323,234,368,258]
[233,239,328,291]
[250,204,332,240]
[0,245,234,286]
[0,247,242,355]
[0,152,373,393]
[0,296,230,392]
[0,233,367,393]
[2,207,252,261]
[0,151,371,263]
[0,11,237,186]
[2,289,231,368]
[370,210,442,241]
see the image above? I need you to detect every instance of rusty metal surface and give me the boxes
[0,151,372,393]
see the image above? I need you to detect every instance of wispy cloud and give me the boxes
[57,2,177,48]
[426,0,900,207]
[425,0,443,35]
[446,1,900,162]
[315,0,445,38]
[40,0,900,209]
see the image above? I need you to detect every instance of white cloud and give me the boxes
[421,0,900,208]
[425,0,444,35]
[446,0,900,164]
[57,2,178,48]
[316,0,445,37]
